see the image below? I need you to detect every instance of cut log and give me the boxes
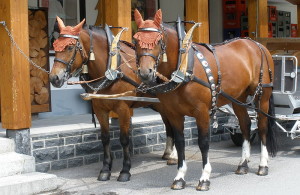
[34,87,49,105]
[29,20,41,38]
[34,10,47,28]
[39,30,48,48]
[30,77,43,94]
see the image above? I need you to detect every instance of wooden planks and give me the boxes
[248,0,268,39]
[185,0,209,43]
[0,0,31,129]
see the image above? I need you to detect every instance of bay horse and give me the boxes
[49,17,177,182]
[133,9,277,191]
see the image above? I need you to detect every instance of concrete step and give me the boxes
[0,172,58,195]
[0,152,35,178]
[0,138,15,154]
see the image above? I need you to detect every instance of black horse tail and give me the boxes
[266,93,278,157]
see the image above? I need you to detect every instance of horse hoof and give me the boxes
[196,180,210,191]
[167,159,178,165]
[97,172,111,181]
[117,172,131,182]
[257,166,268,176]
[235,165,248,175]
[171,178,186,190]
[162,153,171,160]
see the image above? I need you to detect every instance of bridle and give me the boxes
[135,27,166,74]
[54,34,88,79]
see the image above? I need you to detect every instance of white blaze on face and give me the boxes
[174,160,187,180]
[260,143,269,167]
[239,140,251,165]
[200,158,212,182]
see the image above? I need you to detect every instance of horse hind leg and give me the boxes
[160,114,178,165]
[232,100,252,175]
[256,90,277,176]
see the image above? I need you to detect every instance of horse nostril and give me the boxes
[149,69,153,74]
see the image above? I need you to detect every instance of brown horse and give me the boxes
[133,9,277,191]
[49,17,177,182]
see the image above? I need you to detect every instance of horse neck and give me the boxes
[160,26,179,77]
[119,42,140,82]
[80,29,108,79]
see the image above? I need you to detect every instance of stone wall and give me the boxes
[32,114,231,172]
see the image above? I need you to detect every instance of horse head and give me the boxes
[133,9,166,85]
[49,16,88,88]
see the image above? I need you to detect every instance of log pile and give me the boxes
[29,9,50,113]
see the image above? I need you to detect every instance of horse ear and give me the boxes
[153,9,162,27]
[73,18,86,32]
[134,9,144,28]
[56,16,65,31]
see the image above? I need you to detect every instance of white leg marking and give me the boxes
[174,160,187,180]
[170,145,178,159]
[260,143,269,167]
[200,158,212,182]
[239,140,250,165]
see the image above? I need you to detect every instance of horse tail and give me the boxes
[266,93,278,157]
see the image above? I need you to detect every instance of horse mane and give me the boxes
[120,40,136,50]
[83,25,106,37]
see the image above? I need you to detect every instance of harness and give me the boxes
[57,25,140,94]
[136,19,274,127]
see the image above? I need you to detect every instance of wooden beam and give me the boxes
[98,0,132,42]
[185,0,209,43]
[298,5,300,37]
[0,0,31,129]
[248,0,268,39]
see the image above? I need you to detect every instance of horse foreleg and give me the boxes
[232,102,252,175]
[160,114,178,165]
[195,111,211,191]
[94,107,112,181]
[170,116,186,190]
[116,106,132,182]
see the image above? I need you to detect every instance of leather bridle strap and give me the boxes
[138,28,162,33]
[137,52,158,61]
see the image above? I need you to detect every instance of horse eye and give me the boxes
[67,45,74,51]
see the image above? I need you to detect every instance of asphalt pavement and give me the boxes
[42,132,300,195]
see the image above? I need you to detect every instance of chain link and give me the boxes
[1,22,50,74]
[81,76,108,93]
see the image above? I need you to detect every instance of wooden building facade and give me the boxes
[0,0,300,132]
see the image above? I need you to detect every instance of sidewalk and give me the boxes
[41,134,300,195]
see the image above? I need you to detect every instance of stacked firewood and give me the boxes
[28,9,50,112]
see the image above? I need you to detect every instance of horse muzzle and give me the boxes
[137,68,156,84]
[49,74,66,88]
